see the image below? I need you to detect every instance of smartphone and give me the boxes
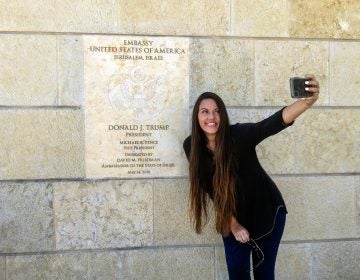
[289,77,312,98]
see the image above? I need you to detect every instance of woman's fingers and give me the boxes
[305,74,320,93]
[234,229,250,243]
[303,74,320,105]
[230,221,250,243]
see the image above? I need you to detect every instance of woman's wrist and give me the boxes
[230,216,238,228]
[298,98,313,109]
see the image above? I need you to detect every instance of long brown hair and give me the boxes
[189,92,236,236]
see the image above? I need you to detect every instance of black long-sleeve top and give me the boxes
[183,108,292,240]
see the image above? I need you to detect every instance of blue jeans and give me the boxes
[222,208,286,280]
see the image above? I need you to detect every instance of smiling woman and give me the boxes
[197,98,220,146]
[183,77,319,279]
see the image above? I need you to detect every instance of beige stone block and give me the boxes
[0,1,117,33]
[0,109,84,180]
[6,253,87,280]
[277,176,356,241]
[357,176,360,237]
[153,179,221,246]
[232,0,287,37]
[190,38,254,106]
[0,182,54,253]
[88,251,118,280]
[0,1,57,31]
[288,1,360,39]
[276,243,311,279]
[58,35,84,106]
[330,41,360,105]
[255,40,329,106]
[117,0,229,36]
[291,109,360,174]
[55,0,118,33]
[215,246,228,280]
[88,247,215,280]
[0,34,57,106]
[312,241,360,279]
[0,257,5,280]
[53,180,153,250]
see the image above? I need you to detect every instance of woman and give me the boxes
[183,75,319,279]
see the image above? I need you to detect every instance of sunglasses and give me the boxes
[246,239,264,271]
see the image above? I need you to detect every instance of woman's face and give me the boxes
[197,98,220,139]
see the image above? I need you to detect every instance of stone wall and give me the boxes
[0,1,359,279]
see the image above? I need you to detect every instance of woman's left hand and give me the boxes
[282,74,320,124]
[303,74,320,107]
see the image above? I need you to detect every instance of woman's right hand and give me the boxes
[230,217,250,243]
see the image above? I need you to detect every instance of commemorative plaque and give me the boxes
[84,36,189,178]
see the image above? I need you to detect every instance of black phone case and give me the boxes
[289,77,312,98]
